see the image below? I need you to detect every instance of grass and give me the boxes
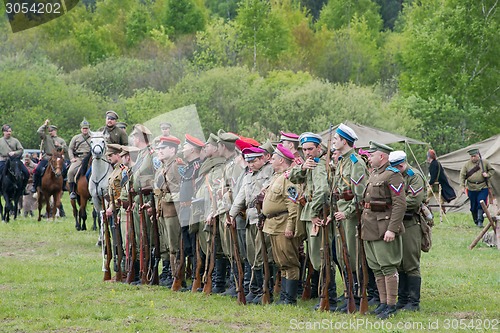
[1,198,499,332]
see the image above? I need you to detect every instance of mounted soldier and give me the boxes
[0,124,29,191]
[68,118,92,200]
[101,111,129,146]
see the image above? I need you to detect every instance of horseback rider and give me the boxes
[101,111,129,146]
[31,119,68,193]
[0,124,30,192]
[68,119,92,200]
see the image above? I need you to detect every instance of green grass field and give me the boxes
[1,199,499,332]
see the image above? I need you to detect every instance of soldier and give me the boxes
[459,148,495,227]
[215,130,242,296]
[259,139,275,163]
[389,151,426,312]
[0,124,30,189]
[178,134,204,288]
[361,141,406,320]
[330,123,368,311]
[279,131,303,166]
[116,122,128,131]
[153,136,182,289]
[68,119,92,200]
[229,146,274,303]
[153,122,172,146]
[102,111,129,146]
[22,153,37,217]
[262,144,301,305]
[287,132,337,311]
[31,120,67,193]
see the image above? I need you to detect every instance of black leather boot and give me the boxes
[285,279,299,305]
[212,258,228,294]
[159,260,173,287]
[221,262,238,297]
[477,209,484,227]
[377,304,397,319]
[275,277,287,305]
[471,211,478,225]
[403,275,421,311]
[310,269,319,299]
[250,269,265,304]
[396,272,408,309]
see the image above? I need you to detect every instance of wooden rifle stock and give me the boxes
[148,192,161,285]
[274,270,281,296]
[138,190,150,285]
[319,203,331,311]
[335,204,356,313]
[255,200,271,305]
[227,214,246,304]
[101,196,112,281]
[203,217,217,294]
[191,234,202,292]
[172,235,185,291]
[125,189,137,284]
[356,203,368,314]
[301,256,313,300]
[110,192,124,282]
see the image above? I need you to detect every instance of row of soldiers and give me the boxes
[100,119,428,320]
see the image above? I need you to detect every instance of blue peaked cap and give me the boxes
[299,132,322,145]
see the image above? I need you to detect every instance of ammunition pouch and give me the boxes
[369,200,388,212]
[339,189,354,201]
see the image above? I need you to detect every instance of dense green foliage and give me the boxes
[0,0,498,154]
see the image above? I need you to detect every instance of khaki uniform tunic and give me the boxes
[67,133,91,183]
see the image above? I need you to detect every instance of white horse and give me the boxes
[88,132,113,243]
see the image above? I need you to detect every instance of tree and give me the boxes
[163,0,207,38]
[317,0,383,33]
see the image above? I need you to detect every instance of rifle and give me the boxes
[325,124,334,184]
[110,191,124,282]
[355,199,368,314]
[301,255,313,300]
[101,196,112,281]
[172,234,185,291]
[125,188,137,284]
[274,270,282,296]
[148,191,161,285]
[227,213,246,304]
[332,195,356,313]
[138,189,150,285]
[191,234,202,292]
[319,201,332,311]
[255,200,271,305]
[202,216,216,295]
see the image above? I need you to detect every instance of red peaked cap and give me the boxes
[157,135,181,148]
[185,134,205,148]
[236,137,260,151]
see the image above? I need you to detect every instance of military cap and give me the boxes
[24,153,31,160]
[106,144,122,156]
[48,125,58,131]
[237,136,260,148]
[160,122,171,130]
[80,118,90,129]
[131,124,152,137]
[467,148,479,156]
[106,110,119,120]
[299,132,322,145]
[119,145,140,157]
[336,123,358,143]
[156,135,181,149]
[274,143,295,162]
[184,134,205,149]
[242,146,266,162]
[206,133,219,146]
[116,122,128,130]
[367,141,393,154]
[388,150,406,167]
[217,130,239,148]
[279,131,299,142]
[259,139,276,154]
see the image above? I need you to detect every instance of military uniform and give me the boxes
[67,120,92,198]
[361,141,406,319]
[0,131,25,176]
[459,149,495,227]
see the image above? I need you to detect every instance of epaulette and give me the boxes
[407,168,415,177]
[386,166,400,173]
[350,154,358,164]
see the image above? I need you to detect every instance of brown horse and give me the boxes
[37,152,64,221]
[71,153,92,231]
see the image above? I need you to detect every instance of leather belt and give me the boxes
[469,180,485,184]
[266,210,288,219]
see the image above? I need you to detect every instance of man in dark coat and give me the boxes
[427,149,456,207]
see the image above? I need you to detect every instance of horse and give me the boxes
[70,153,92,231]
[88,133,113,234]
[1,157,28,222]
[37,152,64,221]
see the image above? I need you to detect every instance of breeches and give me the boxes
[364,237,402,276]
[270,234,300,280]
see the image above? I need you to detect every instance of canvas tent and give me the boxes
[437,134,500,212]
[319,121,428,148]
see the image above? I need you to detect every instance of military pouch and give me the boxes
[420,218,433,252]
[161,201,177,217]
[369,200,387,212]
[340,189,354,201]
[298,195,307,207]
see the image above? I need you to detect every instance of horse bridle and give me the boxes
[48,156,62,176]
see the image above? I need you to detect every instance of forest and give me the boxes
[0,0,498,155]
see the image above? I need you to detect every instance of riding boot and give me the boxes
[403,275,421,311]
[243,260,251,295]
[69,182,77,200]
[31,173,38,193]
[367,266,380,306]
[58,203,66,218]
[285,279,299,306]
[314,268,337,312]
[212,257,228,294]
[159,260,173,288]
[130,261,141,285]
[221,262,238,297]
[310,269,320,299]
[275,277,287,305]
[250,269,265,304]
[477,208,484,227]
[396,271,409,309]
